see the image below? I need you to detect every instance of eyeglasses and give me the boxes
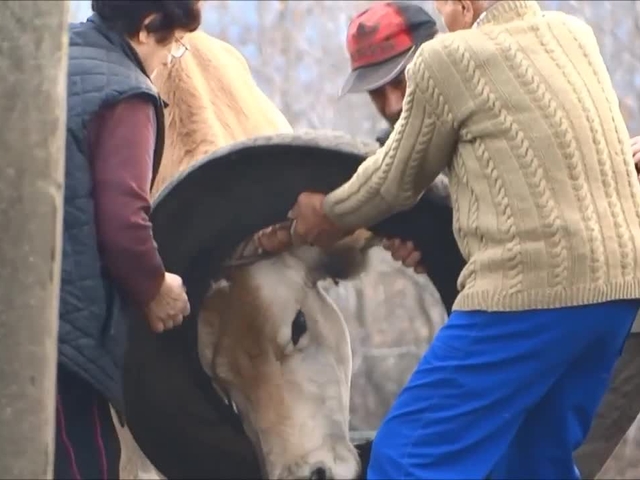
[169,35,189,61]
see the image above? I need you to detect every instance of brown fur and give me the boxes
[151,30,293,197]
[317,230,378,281]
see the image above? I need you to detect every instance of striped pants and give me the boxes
[54,366,120,480]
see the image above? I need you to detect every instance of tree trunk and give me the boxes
[0,1,68,478]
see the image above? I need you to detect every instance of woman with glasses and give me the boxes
[57,2,201,478]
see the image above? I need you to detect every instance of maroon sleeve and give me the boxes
[88,96,165,309]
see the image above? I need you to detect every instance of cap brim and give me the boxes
[338,47,416,97]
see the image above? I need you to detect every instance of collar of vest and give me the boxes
[87,13,153,82]
[86,14,170,110]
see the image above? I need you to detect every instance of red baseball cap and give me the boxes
[339,1,438,97]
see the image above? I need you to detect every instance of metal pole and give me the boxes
[0,1,68,478]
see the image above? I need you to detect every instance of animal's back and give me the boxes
[184,32,292,138]
[152,30,293,196]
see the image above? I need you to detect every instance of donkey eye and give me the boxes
[291,309,308,346]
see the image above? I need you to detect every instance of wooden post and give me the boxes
[0,1,68,478]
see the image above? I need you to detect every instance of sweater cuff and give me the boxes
[130,257,165,309]
[323,190,398,231]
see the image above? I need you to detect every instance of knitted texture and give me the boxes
[323,0,640,312]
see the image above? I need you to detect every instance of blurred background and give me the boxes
[69,0,640,467]
[69,0,640,140]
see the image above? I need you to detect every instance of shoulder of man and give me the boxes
[413,28,489,64]
[541,10,599,45]
[397,31,483,126]
[405,30,489,92]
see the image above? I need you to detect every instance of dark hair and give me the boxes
[91,1,202,43]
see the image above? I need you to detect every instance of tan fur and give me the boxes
[151,31,293,197]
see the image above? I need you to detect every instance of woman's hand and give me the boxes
[145,272,190,333]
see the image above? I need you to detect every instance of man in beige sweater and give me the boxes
[285,1,640,478]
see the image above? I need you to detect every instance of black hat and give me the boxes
[339,1,439,96]
[122,131,464,478]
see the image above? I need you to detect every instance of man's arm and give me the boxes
[323,51,457,230]
[89,97,166,309]
[376,125,451,207]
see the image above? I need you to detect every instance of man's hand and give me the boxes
[382,238,426,274]
[145,272,191,333]
[632,136,640,180]
[254,221,293,254]
[289,192,350,249]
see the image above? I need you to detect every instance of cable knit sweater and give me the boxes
[324,0,640,312]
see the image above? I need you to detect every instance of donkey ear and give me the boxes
[315,229,378,281]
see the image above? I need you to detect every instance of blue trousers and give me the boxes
[367,300,639,480]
